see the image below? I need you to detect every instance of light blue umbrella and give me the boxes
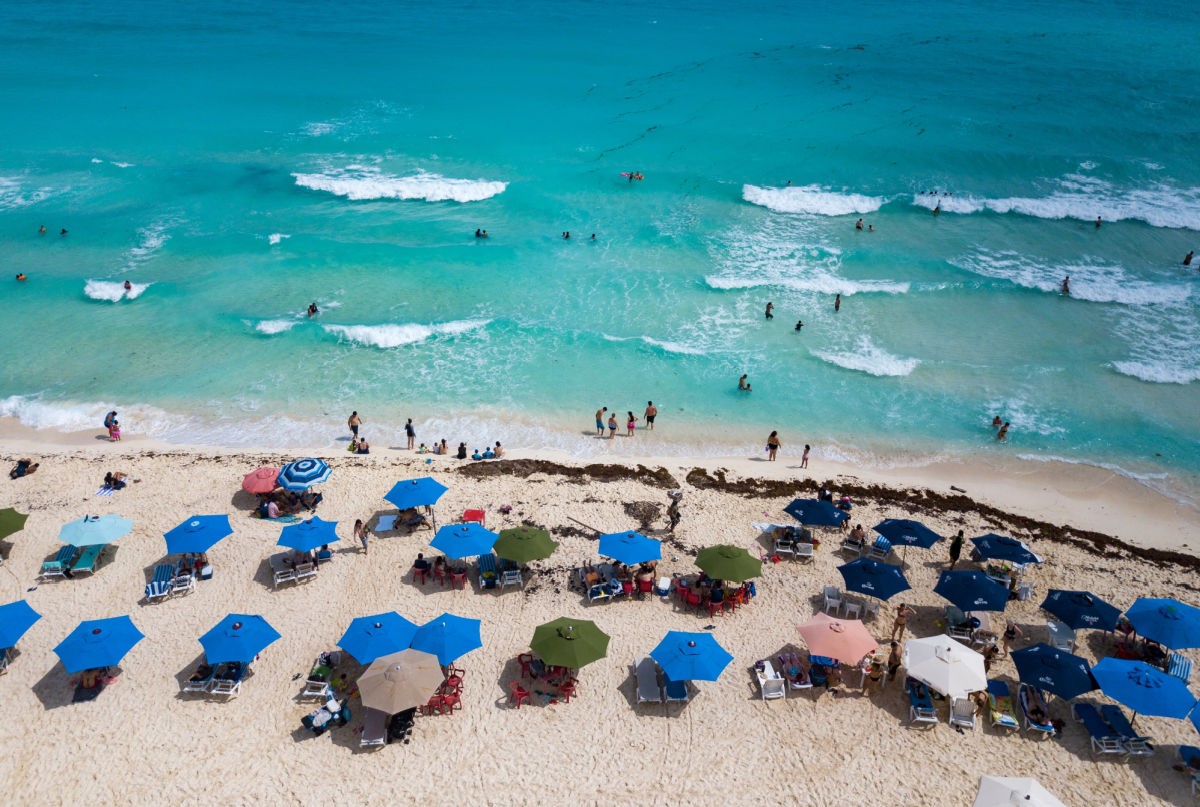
[1125,597,1200,650]
[277,458,331,491]
[338,612,418,665]
[53,616,144,673]
[409,613,483,666]
[838,558,911,601]
[650,631,734,682]
[277,517,340,553]
[59,515,133,547]
[0,600,41,649]
[1011,643,1096,700]
[1092,657,1197,719]
[163,514,232,555]
[598,531,661,566]
[199,614,281,664]
[971,533,1042,565]
[934,570,1010,612]
[384,476,448,510]
[431,522,498,560]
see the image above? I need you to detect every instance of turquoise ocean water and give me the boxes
[2,0,1199,503]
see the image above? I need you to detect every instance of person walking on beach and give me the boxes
[891,603,917,641]
[765,301,774,320]
[595,407,607,437]
[766,430,781,461]
[644,401,657,430]
[948,529,964,568]
[666,490,683,533]
[607,412,618,439]
[626,411,637,436]
[103,410,118,440]
[834,293,841,313]
[405,418,416,450]
[348,411,362,438]
[801,444,810,469]
[997,421,1010,442]
[354,519,369,555]
[886,641,902,682]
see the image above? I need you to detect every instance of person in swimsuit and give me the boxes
[607,412,618,439]
[766,431,781,461]
[644,401,657,430]
[307,302,319,317]
[348,411,361,437]
[891,603,917,641]
[765,301,774,319]
[1185,250,1194,266]
[1001,621,1023,656]
[626,411,637,436]
[123,280,132,291]
[997,422,1010,442]
[738,374,749,391]
[855,218,863,231]
[405,418,415,450]
[595,407,607,437]
[801,444,810,469]
[834,293,841,312]
[1061,276,1070,296]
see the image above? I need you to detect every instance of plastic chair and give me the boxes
[433,565,448,586]
[707,599,725,618]
[462,509,486,526]
[451,570,467,589]
[637,578,654,598]
[557,679,578,703]
[684,589,702,613]
[412,567,428,585]
[517,653,535,679]
[439,691,463,713]
[422,695,446,716]
[843,601,862,620]
[510,681,531,709]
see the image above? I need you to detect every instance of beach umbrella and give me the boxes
[783,498,847,527]
[903,636,986,699]
[58,514,133,547]
[1010,643,1096,701]
[1125,597,1200,650]
[199,614,281,664]
[163,514,232,555]
[1040,589,1120,632]
[358,649,444,713]
[649,631,734,682]
[1191,702,1200,736]
[53,616,144,673]
[241,467,280,495]
[598,531,661,566]
[277,458,331,491]
[838,558,911,601]
[384,476,448,510]
[409,613,482,667]
[695,544,762,582]
[277,516,340,553]
[972,777,1066,807]
[0,507,29,540]
[494,526,557,563]
[934,570,1009,613]
[874,519,942,549]
[338,612,418,665]
[1092,658,1197,719]
[431,522,499,560]
[0,600,41,648]
[530,617,610,669]
[971,533,1043,565]
[796,613,878,662]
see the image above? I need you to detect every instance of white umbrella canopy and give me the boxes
[357,649,444,713]
[972,776,1066,807]
[903,635,986,699]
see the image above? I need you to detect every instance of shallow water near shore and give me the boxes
[1,0,1198,506]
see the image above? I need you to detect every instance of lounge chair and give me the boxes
[499,559,523,589]
[663,675,690,704]
[778,653,812,692]
[1098,704,1154,757]
[866,536,892,562]
[71,543,106,575]
[0,648,10,675]
[755,658,786,701]
[907,679,937,726]
[1017,683,1055,737]
[39,545,78,580]
[1168,652,1192,683]
[402,511,431,533]
[794,541,815,561]
[634,656,663,706]
[360,707,388,748]
[172,569,196,596]
[294,562,318,582]
[986,680,1019,733]
[301,675,332,700]
[949,697,977,730]
[840,535,865,556]
[144,564,176,602]
[210,662,246,698]
[478,553,499,589]
[182,663,216,693]
[1071,702,1126,756]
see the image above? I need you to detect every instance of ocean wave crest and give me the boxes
[743,184,884,216]
[253,319,299,335]
[812,336,919,377]
[323,318,490,348]
[84,280,151,302]
[294,167,507,203]
[600,333,705,355]
[1109,304,1200,385]
[268,233,290,245]
[0,176,55,210]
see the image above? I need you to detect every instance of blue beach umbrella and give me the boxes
[58,514,134,547]
[934,570,1010,613]
[1092,658,1197,719]
[409,613,483,667]
[1125,597,1200,650]
[431,522,499,560]
[838,558,911,601]
[277,458,331,491]
[1191,703,1200,736]
[53,616,144,673]
[874,519,943,549]
[338,612,418,665]
[971,533,1043,566]
[598,531,662,566]
[0,600,41,649]
[1010,643,1096,701]
[163,514,232,555]
[650,631,734,682]
[277,516,340,553]
[783,499,848,527]
[1039,590,1120,633]
[384,476,448,510]
[199,614,281,664]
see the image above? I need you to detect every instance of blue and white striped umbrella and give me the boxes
[277,458,331,491]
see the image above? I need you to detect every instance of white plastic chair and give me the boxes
[862,600,880,620]
[823,586,842,616]
[756,659,786,700]
[843,600,862,620]
[949,697,977,730]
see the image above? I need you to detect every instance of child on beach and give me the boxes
[626,411,637,436]
[108,420,121,441]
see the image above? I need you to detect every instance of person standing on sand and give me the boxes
[644,401,657,430]
[405,418,416,450]
[891,603,917,641]
[766,430,781,461]
[348,411,362,438]
[948,529,964,568]
[801,444,810,469]
[834,294,841,313]
[997,421,1010,442]
[886,641,902,682]
[765,301,774,320]
[607,412,618,439]
[595,407,607,437]
[666,490,683,533]
[354,519,368,555]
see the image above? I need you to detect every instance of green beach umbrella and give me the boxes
[695,544,762,582]
[530,617,610,669]
[494,526,558,564]
[0,508,29,541]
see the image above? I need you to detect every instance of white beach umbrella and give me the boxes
[972,776,1066,807]
[903,635,986,700]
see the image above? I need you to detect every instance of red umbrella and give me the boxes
[797,612,878,662]
[242,467,281,495]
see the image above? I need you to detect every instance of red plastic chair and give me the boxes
[412,567,428,585]
[433,565,448,586]
[684,589,702,612]
[557,679,578,703]
[440,691,462,713]
[462,509,486,526]
[637,578,654,598]
[517,653,534,679]
[451,570,467,589]
[621,581,635,596]
[707,599,725,618]
[510,681,531,709]
[422,695,446,716]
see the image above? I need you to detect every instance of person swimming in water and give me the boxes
[1184,250,1194,266]
[16,273,27,281]
[932,202,940,216]
[38,225,46,235]
[307,302,319,317]
[1095,216,1102,228]
[123,280,132,291]
[794,319,804,332]
[1061,276,1070,296]
[855,218,863,230]
[562,231,570,240]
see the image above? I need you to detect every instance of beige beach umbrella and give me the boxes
[971,776,1066,807]
[357,649,443,713]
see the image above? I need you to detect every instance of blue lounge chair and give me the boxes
[663,675,691,704]
[907,678,937,726]
[39,546,77,580]
[1168,652,1192,683]
[477,553,499,589]
[866,536,892,562]
[71,543,107,575]
[1071,702,1126,756]
[986,680,1019,732]
[144,564,176,602]
[1098,704,1154,757]
[1017,683,1056,737]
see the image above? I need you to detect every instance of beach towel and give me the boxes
[94,486,114,497]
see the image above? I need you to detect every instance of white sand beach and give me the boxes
[1,431,1198,806]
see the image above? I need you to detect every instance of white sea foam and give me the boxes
[705,274,910,295]
[84,280,151,302]
[90,158,102,164]
[323,318,490,348]
[268,233,290,245]
[600,333,705,355]
[121,217,177,273]
[1016,453,1172,486]
[0,176,55,210]
[254,319,299,335]
[1109,304,1200,385]
[983,396,1068,438]
[112,161,134,169]
[743,183,884,216]
[294,167,507,203]
[302,122,336,137]
[813,336,919,377]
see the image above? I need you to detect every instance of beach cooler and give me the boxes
[655,577,672,597]
[199,565,214,580]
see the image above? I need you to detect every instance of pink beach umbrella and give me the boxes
[242,467,281,495]
[797,612,878,662]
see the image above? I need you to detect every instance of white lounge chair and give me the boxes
[171,571,195,597]
[301,678,332,701]
[756,659,786,701]
[634,656,663,706]
[294,562,317,582]
[500,567,523,589]
[949,697,977,730]
[360,707,388,748]
[794,542,815,561]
